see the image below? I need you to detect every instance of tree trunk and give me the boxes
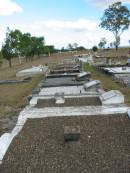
[25,56,28,62]
[116,45,118,51]
[115,33,119,52]
[18,55,22,64]
[8,59,12,68]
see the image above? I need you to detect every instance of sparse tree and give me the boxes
[1,28,14,67]
[76,46,86,51]
[109,42,113,48]
[98,37,107,49]
[9,29,23,64]
[73,43,78,49]
[61,47,65,52]
[44,45,55,56]
[100,2,130,51]
[67,43,73,50]
[92,46,98,52]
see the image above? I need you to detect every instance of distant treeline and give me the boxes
[1,28,56,67]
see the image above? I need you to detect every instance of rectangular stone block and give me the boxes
[64,126,80,142]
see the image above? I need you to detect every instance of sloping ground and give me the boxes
[1,114,130,173]
[36,97,101,107]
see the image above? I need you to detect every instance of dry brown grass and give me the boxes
[0,75,43,118]
[0,52,81,118]
[96,47,130,59]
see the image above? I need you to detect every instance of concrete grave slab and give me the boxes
[84,80,101,91]
[100,90,124,105]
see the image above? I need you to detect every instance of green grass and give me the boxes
[84,64,130,106]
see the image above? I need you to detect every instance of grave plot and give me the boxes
[39,85,99,97]
[35,96,101,108]
[113,74,130,87]
[52,64,79,70]
[49,61,81,73]
[103,67,130,74]
[47,73,78,78]
[1,114,130,173]
[41,76,87,87]
[50,68,80,74]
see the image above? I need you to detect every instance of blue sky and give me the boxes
[0,0,130,48]
[15,0,101,20]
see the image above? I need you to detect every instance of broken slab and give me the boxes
[83,80,101,91]
[99,90,124,105]
[76,72,91,81]
[0,79,31,85]
[16,65,48,77]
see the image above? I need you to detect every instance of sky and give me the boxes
[0,0,130,49]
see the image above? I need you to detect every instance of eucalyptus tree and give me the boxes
[100,2,130,51]
[9,29,23,64]
[1,28,14,67]
[98,37,107,49]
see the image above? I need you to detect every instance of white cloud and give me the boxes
[0,0,22,15]
[7,18,98,48]
[34,19,97,32]
[87,0,130,9]
[0,18,130,48]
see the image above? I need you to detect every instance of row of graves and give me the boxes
[0,59,130,172]
[103,67,130,87]
[92,55,130,88]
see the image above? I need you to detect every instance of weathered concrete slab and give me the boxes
[100,90,124,105]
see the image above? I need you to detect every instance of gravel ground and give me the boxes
[1,114,130,173]
[41,76,85,87]
[36,97,101,108]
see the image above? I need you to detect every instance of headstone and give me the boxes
[64,126,80,142]
[55,92,65,104]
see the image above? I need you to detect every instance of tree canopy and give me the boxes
[98,37,107,49]
[2,28,14,67]
[99,1,130,50]
[92,46,98,52]
[1,28,56,67]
